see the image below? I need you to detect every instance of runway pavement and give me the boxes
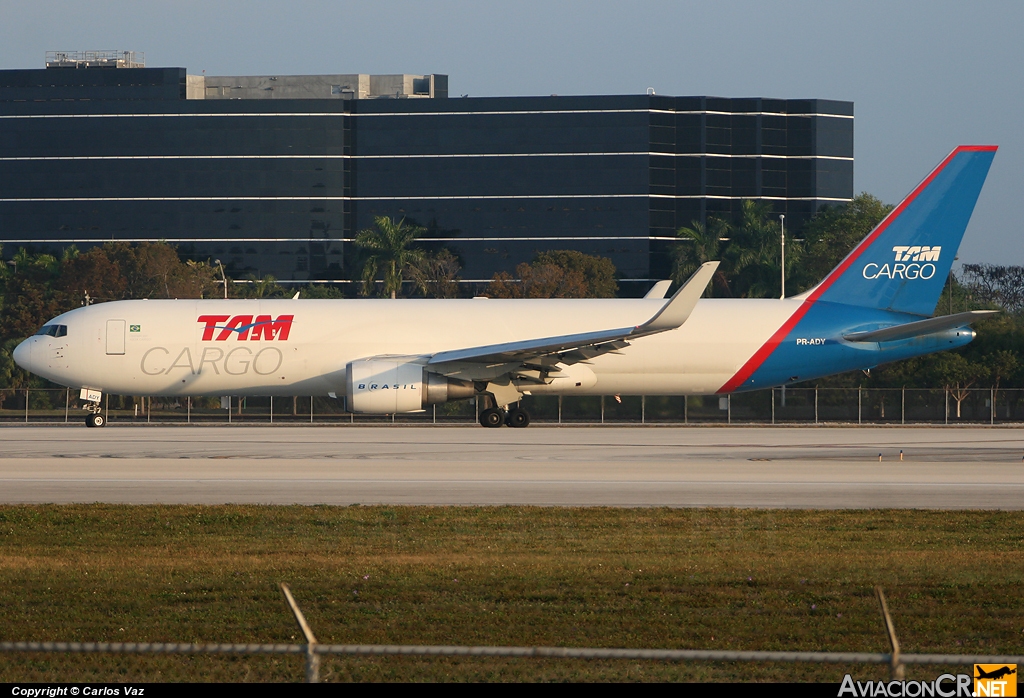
[0,424,1022,508]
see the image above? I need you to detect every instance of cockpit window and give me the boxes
[34,325,67,337]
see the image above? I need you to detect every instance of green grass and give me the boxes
[1,506,1022,682]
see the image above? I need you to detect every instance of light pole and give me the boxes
[215,259,228,300]
[779,214,785,299]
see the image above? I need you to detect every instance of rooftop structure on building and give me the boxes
[45,50,145,69]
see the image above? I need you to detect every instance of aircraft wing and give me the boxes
[427,262,717,369]
[643,279,673,299]
[843,310,998,343]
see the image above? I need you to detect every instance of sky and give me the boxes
[2,0,1021,266]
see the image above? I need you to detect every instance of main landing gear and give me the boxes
[479,406,531,428]
[505,408,530,428]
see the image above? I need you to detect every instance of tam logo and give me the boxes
[892,245,940,262]
[861,245,941,281]
[197,315,294,341]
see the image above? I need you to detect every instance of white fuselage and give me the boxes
[20,297,800,397]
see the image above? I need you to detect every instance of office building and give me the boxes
[0,51,853,290]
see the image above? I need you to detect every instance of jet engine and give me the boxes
[346,359,475,413]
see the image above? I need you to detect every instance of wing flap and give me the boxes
[426,327,636,366]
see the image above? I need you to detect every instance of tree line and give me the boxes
[3,197,1024,403]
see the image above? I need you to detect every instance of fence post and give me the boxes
[280,584,320,683]
[683,395,687,424]
[270,396,274,424]
[65,388,70,423]
[641,395,645,424]
[24,388,29,423]
[858,388,862,425]
[601,395,605,424]
[228,396,231,424]
[771,388,775,425]
[875,586,905,680]
[187,396,191,424]
[311,396,314,424]
[945,389,948,425]
[558,395,562,425]
[991,387,995,425]
[814,388,819,424]
[901,387,905,425]
[727,394,731,425]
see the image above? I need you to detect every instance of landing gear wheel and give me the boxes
[480,408,505,428]
[506,408,531,428]
[85,413,105,428]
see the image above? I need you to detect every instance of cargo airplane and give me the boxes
[13,146,998,428]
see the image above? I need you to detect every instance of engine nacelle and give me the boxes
[346,359,475,414]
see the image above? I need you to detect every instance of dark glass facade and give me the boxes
[0,68,853,289]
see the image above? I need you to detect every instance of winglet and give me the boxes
[643,280,673,299]
[634,262,718,336]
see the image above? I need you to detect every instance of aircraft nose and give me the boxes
[12,339,32,372]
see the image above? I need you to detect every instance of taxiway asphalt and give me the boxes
[0,424,1021,508]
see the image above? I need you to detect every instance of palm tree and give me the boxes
[729,200,801,298]
[672,218,731,297]
[241,274,283,299]
[354,216,426,298]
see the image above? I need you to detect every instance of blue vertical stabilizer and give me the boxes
[812,146,996,316]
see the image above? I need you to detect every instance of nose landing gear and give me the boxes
[81,390,106,427]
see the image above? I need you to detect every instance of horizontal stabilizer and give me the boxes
[843,310,998,343]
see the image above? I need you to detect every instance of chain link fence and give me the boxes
[4,585,1022,683]
[1,387,1022,425]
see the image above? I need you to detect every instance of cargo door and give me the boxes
[106,319,126,355]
